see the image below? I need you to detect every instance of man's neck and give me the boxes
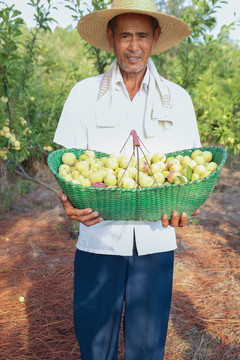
[119,66,147,101]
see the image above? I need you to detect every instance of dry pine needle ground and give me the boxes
[0,164,239,360]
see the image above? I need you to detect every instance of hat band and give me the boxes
[111,0,157,12]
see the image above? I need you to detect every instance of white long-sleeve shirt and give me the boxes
[54,62,201,256]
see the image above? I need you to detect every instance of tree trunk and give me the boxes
[70,219,79,239]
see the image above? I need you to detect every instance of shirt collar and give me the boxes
[113,63,150,93]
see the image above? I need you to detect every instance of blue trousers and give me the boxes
[74,243,174,360]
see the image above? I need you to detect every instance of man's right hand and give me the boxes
[58,191,103,227]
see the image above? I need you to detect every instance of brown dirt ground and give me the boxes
[0,157,240,360]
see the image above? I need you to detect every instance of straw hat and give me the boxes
[77,0,191,55]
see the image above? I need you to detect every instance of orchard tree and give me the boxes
[64,0,114,73]
[153,0,240,153]
[0,0,59,192]
[193,40,240,153]
[153,0,223,88]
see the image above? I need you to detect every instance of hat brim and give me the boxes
[77,8,191,55]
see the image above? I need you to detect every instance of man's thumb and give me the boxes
[58,192,67,202]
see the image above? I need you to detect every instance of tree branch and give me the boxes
[13,161,59,195]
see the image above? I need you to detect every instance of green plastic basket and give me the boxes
[47,146,227,221]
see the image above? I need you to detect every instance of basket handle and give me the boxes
[130,130,140,147]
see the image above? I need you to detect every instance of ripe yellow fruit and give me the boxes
[9,134,16,143]
[191,173,200,181]
[116,168,128,178]
[59,164,71,172]
[181,155,191,167]
[72,170,80,179]
[122,178,137,189]
[105,157,119,170]
[85,157,95,166]
[194,155,205,165]
[166,158,180,170]
[78,153,88,161]
[79,178,91,186]
[162,170,169,179]
[152,171,165,185]
[193,165,206,176]
[98,169,108,178]
[138,159,149,172]
[80,169,93,178]
[169,162,183,172]
[127,166,138,179]
[187,160,197,169]
[58,147,217,189]
[75,161,89,172]
[59,169,70,178]
[3,126,10,133]
[104,174,117,187]
[90,163,102,172]
[119,155,130,169]
[167,170,181,183]
[206,162,218,172]
[89,171,104,185]
[191,149,202,160]
[62,152,76,166]
[200,170,212,179]
[117,173,130,188]
[116,170,130,185]
[84,150,95,158]
[202,151,213,163]
[14,139,21,150]
[101,157,109,166]
[4,132,11,138]
[71,179,80,185]
[62,173,72,182]
[134,171,147,182]
[140,176,154,188]
[130,157,137,168]
[176,155,183,162]
[110,152,122,160]
[0,151,7,160]
[75,174,85,182]
[68,165,74,172]
[149,161,167,174]
[151,152,166,163]
[104,168,115,175]
[163,181,171,185]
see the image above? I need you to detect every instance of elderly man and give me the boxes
[54,0,201,359]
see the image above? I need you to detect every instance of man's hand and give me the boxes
[161,209,200,228]
[58,191,103,227]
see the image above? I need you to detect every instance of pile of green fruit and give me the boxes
[58,149,218,189]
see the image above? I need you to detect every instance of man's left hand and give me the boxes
[161,209,200,228]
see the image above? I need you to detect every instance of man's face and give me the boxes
[107,13,160,76]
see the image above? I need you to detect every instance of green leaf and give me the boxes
[177,175,187,183]
[186,165,193,181]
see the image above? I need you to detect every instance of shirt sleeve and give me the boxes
[53,84,88,149]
